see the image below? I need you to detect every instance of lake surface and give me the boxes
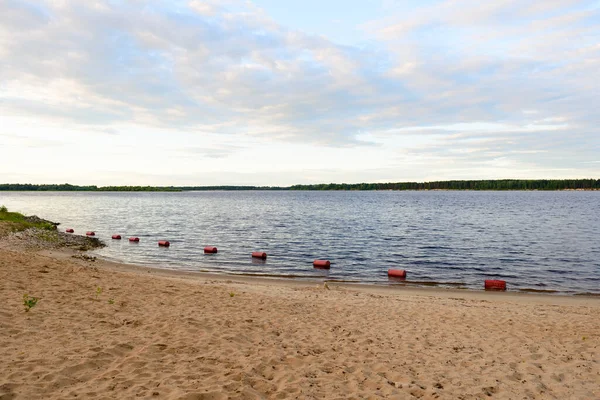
[2,191,599,294]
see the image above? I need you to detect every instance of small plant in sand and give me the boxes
[108,298,114,305]
[96,286,103,299]
[23,294,39,312]
[229,292,235,297]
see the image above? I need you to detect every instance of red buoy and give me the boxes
[86,231,95,236]
[485,280,507,291]
[128,237,140,242]
[204,246,218,254]
[388,269,407,278]
[313,260,331,269]
[252,251,267,259]
[158,240,170,247]
[112,235,122,240]
[66,228,74,233]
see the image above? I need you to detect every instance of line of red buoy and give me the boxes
[64,228,509,291]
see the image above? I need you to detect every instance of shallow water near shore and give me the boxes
[2,190,599,294]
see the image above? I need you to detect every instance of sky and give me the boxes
[1,0,599,186]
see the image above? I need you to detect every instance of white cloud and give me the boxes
[0,0,598,184]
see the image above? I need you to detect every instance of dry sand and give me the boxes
[1,247,599,399]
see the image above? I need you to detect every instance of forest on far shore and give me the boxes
[288,179,600,191]
[1,179,599,191]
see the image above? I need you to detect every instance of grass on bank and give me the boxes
[0,206,105,251]
[0,206,56,236]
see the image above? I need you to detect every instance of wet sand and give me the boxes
[1,247,599,399]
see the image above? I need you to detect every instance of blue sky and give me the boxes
[0,0,598,186]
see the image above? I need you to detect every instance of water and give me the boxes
[2,191,599,294]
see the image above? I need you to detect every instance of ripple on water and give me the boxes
[1,190,599,294]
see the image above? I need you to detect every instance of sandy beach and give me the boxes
[1,245,599,400]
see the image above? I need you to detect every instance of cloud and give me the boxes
[0,0,598,184]
[0,131,65,148]
[179,144,243,159]
[1,0,399,146]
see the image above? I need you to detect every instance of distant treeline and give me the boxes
[0,184,280,191]
[178,186,282,191]
[0,184,181,192]
[1,180,599,191]
[289,179,600,191]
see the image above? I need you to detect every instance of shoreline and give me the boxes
[2,206,600,297]
[44,248,600,306]
[1,208,598,297]
[89,250,600,299]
